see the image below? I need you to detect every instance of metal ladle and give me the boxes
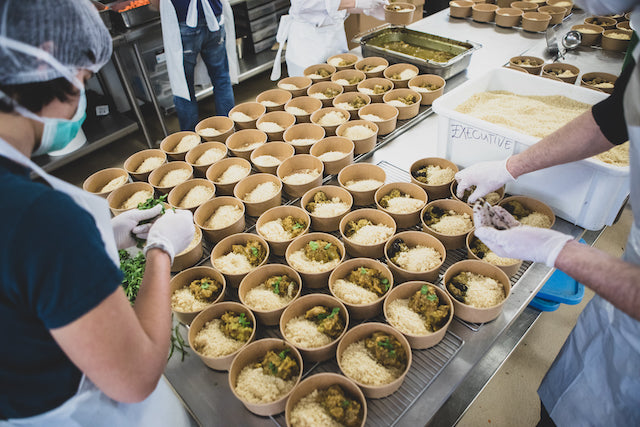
[562,30,582,50]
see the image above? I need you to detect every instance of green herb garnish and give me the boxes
[137,194,168,213]
[292,223,304,230]
[251,246,259,257]
[377,338,393,350]
[309,241,319,251]
[119,249,146,305]
[341,400,350,408]
[360,267,367,275]
[427,294,438,301]
[389,349,396,357]
[238,313,250,328]
[272,276,282,295]
[421,285,429,295]
[317,307,340,320]
[269,361,278,375]
[382,278,390,291]
[201,281,210,290]
[324,243,332,250]
[278,348,290,360]
[168,321,190,362]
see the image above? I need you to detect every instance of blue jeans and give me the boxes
[173,21,235,131]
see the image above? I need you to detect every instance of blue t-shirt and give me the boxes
[171,0,222,21]
[0,157,122,419]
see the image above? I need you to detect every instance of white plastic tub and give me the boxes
[432,67,629,230]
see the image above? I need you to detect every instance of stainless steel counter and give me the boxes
[164,7,623,426]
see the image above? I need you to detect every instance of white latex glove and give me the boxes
[455,159,516,204]
[143,209,195,264]
[111,205,163,250]
[357,0,388,20]
[473,205,572,267]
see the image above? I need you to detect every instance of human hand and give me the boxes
[143,209,195,263]
[473,205,572,267]
[111,205,163,250]
[455,159,515,204]
[357,0,388,20]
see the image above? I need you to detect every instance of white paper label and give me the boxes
[95,105,110,116]
[156,52,166,64]
[447,120,516,167]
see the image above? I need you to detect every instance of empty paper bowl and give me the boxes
[278,76,313,97]
[495,7,523,27]
[304,64,337,83]
[148,161,194,195]
[384,231,446,283]
[194,196,245,243]
[357,103,399,135]
[522,12,552,32]
[283,122,326,154]
[309,136,355,175]
[195,116,235,142]
[408,75,446,105]
[300,185,353,232]
[327,53,359,71]
[511,1,538,12]
[229,102,266,130]
[225,129,268,160]
[124,149,167,181]
[284,96,323,123]
[83,167,129,198]
[472,3,498,22]
[357,77,394,103]
[338,163,386,206]
[233,173,283,217]
[256,89,293,113]
[250,141,295,174]
[160,131,201,161]
[256,111,296,141]
[185,141,228,177]
[355,56,389,78]
[307,81,344,108]
[547,0,573,16]
[336,120,379,155]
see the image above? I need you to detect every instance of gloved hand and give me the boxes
[357,0,388,20]
[111,205,163,250]
[455,158,515,204]
[473,205,572,267]
[143,209,195,264]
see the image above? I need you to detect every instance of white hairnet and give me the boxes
[0,0,112,86]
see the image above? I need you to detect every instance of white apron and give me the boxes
[271,9,348,80]
[0,139,192,426]
[538,16,640,425]
[160,0,239,101]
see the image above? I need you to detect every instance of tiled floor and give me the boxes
[51,70,633,427]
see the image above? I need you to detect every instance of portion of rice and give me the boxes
[429,211,473,235]
[342,125,375,140]
[282,169,321,185]
[213,252,254,274]
[193,319,246,357]
[230,111,254,122]
[344,179,383,191]
[347,224,394,245]
[393,246,442,272]
[158,168,191,187]
[317,111,348,126]
[386,298,430,335]
[317,151,348,162]
[120,190,153,210]
[288,249,341,273]
[258,122,285,133]
[235,365,296,404]
[195,147,225,165]
[205,205,243,229]
[100,175,127,193]
[215,164,250,184]
[173,134,200,152]
[286,106,310,116]
[283,316,333,348]
[244,181,280,203]
[340,341,403,385]
[289,389,343,427]
[135,156,164,173]
[253,155,282,167]
[332,278,379,304]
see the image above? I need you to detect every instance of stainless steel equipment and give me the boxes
[109,0,159,29]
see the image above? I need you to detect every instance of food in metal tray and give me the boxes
[371,40,456,63]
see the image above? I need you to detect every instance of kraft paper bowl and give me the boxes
[602,29,633,51]
[185,141,228,177]
[357,77,394,103]
[124,149,167,181]
[616,21,631,31]
[443,260,511,323]
[494,7,523,27]
[410,157,459,199]
[188,301,256,371]
[511,1,538,12]
[384,2,416,25]
[167,178,216,213]
[331,69,367,93]
[538,5,566,24]
[284,96,323,124]
[541,62,580,84]
[233,173,283,217]
[449,0,474,18]
[278,76,313,97]
[384,63,419,89]
[170,266,226,325]
[509,55,544,74]
[384,231,446,283]
[307,81,344,108]
[225,129,268,160]
[339,209,397,259]
[310,107,350,136]
[229,102,266,130]
[522,12,552,32]
[383,89,422,120]
[285,232,346,289]
[336,120,379,155]
[280,295,349,363]
[499,195,556,228]
[357,103,399,135]
[160,131,201,161]
[338,163,386,206]
[304,64,337,83]
[83,167,129,198]
[355,56,389,78]
[581,71,618,94]
[421,199,474,250]
[250,142,295,174]
[256,88,293,113]
[107,181,154,216]
[229,338,303,416]
[383,281,453,349]
[148,161,194,195]
[572,23,604,46]
[472,3,499,22]
[283,122,326,154]
[277,154,325,198]
[256,111,296,142]
[547,0,573,16]
[332,92,372,120]
[172,226,203,272]
[327,53,359,71]
[300,185,353,232]
[195,116,235,143]
[374,182,428,228]
[194,196,245,243]
[584,16,617,30]
[238,264,303,326]
[310,136,354,175]
[450,181,505,206]
[466,231,523,277]
[205,157,251,196]
[408,75,446,105]
[336,323,412,398]
[211,233,270,288]
[256,205,311,256]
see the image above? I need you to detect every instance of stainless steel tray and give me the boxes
[354,26,481,80]
[110,1,159,29]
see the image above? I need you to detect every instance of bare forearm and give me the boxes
[340,0,357,10]
[507,110,615,178]
[555,240,640,321]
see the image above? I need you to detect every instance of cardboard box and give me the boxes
[345,5,424,50]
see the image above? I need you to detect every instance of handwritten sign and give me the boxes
[447,120,516,167]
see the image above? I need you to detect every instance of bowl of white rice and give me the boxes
[304,64,336,83]
[383,63,419,89]
[336,120,379,155]
[285,373,366,427]
[421,199,474,250]
[310,107,350,137]
[225,128,268,160]
[256,206,311,256]
[250,141,295,174]
[195,116,235,142]
[332,92,372,120]
[499,196,555,229]
[331,69,366,93]
[443,260,511,323]
[107,181,155,216]
[451,181,505,206]
[408,74,446,105]
[188,301,257,371]
[148,161,194,195]
[123,148,167,181]
[170,266,226,325]
[338,163,387,206]
[355,56,389,78]
[285,232,346,289]
[284,96,323,125]
[229,338,303,416]
[309,136,354,175]
[339,208,397,259]
[410,157,459,200]
[194,196,245,243]
[466,231,522,277]
[233,173,283,217]
[383,281,453,349]
[356,77,394,103]
[172,225,203,272]
[238,264,302,325]
[168,178,216,213]
[160,131,201,161]
[357,103,399,136]
[383,88,422,120]
[278,76,313,97]
[277,154,325,198]
[301,185,353,232]
[211,233,270,287]
[307,81,344,108]
[205,157,251,195]
[256,111,296,141]
[280,294,349,362]
[329,258,394,320]
[185,141,228,176]
[336,322,412,398]
[375,182,428,228]
[326,53,359,71]
[228,101,266,130]
[384,231,446,283]
[283,123,326,155]
[83,167,129,198]
[256,88,293,113]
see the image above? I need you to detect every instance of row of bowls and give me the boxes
[450,0,569,31]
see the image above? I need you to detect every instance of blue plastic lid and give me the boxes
[535,239,586,305]
[529,296,561,312]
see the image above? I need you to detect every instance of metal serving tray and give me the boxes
[354,26,481,80]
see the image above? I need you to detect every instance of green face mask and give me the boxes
[31,89,87,156]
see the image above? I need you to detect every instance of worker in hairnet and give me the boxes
[454,0,639,425]
[271,0,389,80]
[0,1,195,425]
